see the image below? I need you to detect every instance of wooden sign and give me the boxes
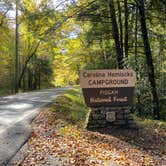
[80,70,136,107]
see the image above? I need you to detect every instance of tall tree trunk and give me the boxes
[134,7,142,116]
[34,75,38,90]
[28,69,32,90]
[109,0,124,69]
[124,0,129,59]
[38,71,41,90]
[99,38,106,63]
[9,64,14,93]
[22,73,26,92]
[117,0,123,57]
[15,0,19,93]
[18,41,40,88]
[138,0,160,119]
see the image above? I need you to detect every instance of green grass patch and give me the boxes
[0,89,12,97]
[134,116,166,131]
[50,87,89,128]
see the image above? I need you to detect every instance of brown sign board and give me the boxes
[80,70,136,107]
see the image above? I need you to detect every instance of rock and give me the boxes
[87,107,137,129]
[114,120,126,125]
[92,114,105,120]
[106,112,116,122]
[116,113,124,120]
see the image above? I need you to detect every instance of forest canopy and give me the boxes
[0,0,165,119]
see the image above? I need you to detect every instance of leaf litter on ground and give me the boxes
[14,107,166,166]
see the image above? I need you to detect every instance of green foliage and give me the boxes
[0,8,14,95]
[0,0,165,120]
[134,116,166,129]
[50,87,89,127]
[52,53,80,86]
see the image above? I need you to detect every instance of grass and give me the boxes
[0,89,13,97]
[134,115,166,132]
[49,86,89,128]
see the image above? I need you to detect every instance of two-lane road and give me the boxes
[0,88,69,165]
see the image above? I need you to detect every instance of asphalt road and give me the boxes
[0,88,69,165]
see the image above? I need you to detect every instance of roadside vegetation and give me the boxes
[1,0,165,165]
[15,87,166,166]
[48,86,89,128]
[0,0,165,120]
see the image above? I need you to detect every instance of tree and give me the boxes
[124,0,129,59]
[15,0,19,93]
[0,0,12,27]
[137,0,160,119]
[109,0,124,69]
[0,0,165,120]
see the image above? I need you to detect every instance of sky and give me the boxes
[5,0,76,29]
[7,0,76,18]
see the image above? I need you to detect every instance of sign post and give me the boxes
[80,69,137,129]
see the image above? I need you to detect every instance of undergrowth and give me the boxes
[48,87,166,131]
[49,87,89,128]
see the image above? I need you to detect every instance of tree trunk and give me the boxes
[15,0,19,93]
[99,38,106,63]
[38,72,41,90]
[22,73,26,91]
[28,70,32,90]
[138,0,160,119]
[34,75,38,90]
[18,41,40,88]
[109,0,124,69]
[117,0,123,57]
[134,7,142,116]
[124,0,129,59]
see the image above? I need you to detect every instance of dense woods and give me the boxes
[0,0,165,120]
